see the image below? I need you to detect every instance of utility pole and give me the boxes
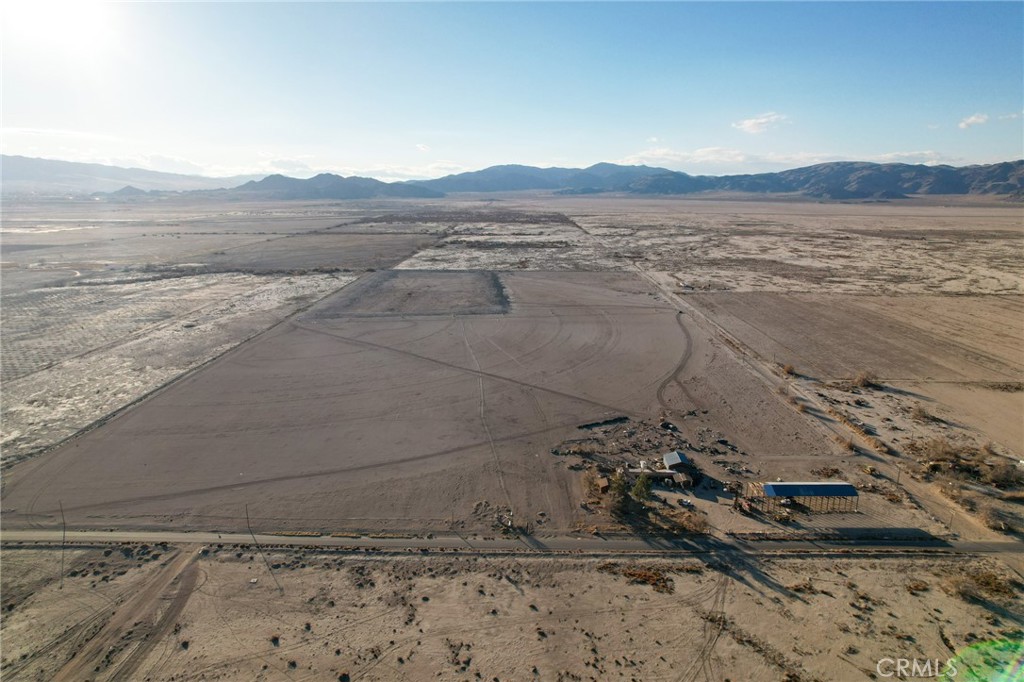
[246,504,283,595]
[59,501,66,590]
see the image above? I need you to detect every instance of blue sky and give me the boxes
[2,1,1022,179]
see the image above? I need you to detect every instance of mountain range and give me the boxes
[0,155,262,194]
[419,160,1023,199]
[3,155,1022,201]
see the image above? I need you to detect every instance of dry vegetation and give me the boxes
[4,545,1021,682]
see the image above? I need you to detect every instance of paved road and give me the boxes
[3,529,1021,558]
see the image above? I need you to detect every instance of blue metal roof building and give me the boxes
[745,481,859,513]
[763,482,858,498]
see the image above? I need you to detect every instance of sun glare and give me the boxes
[2,1,120,66]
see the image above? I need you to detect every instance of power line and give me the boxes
[246,504,283,595]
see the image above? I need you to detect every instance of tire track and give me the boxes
[43,422,576,516]
[295,320,637,416]
[460,319,514,515]
[108,559,199,682]
[52,548,198,682]
[681,571,730,682]
[656,311,696,413]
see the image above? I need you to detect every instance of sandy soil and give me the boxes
[2,194,1023,680]
[1,273,353,466]
[2,545,1021,682]
[4,196,1020,537]
[9,270,822,534]
[685,293,1024,452]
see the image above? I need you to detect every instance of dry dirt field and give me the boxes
[2,545,1021,682]
[2,193,1023,680]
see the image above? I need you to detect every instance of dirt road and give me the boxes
[52,547,199,682]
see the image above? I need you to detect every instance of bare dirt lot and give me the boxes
[2,194,1023,680]
[686,292,1024,452]
[6,269,828,534]
[314,270,509,317]
[3,195,1021,537]
[2,545,1021,682]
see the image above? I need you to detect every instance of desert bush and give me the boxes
[832,434,854,450]
[866,437,891,455]
[978,505,1017,533]
[910,404,933,422]
[941,481,980,511]
[910,438,1019,488]
[988,382,1024,392]
[972,571,1018,598]
[788,579,819,594]
[945,575,982,601]
[582,468,599,496]
[912,438,959,462]
[853,371,879,388]
[782,364,796,376]
[678,511,710,534]
[597,562,675,593]
[984,464,1024,489]
[945,569,1019,602]
[905,579,929,594]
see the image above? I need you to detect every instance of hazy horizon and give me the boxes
[2,2,1022,182]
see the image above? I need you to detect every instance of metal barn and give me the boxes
[662,450,691,471]
[744,481,859,513]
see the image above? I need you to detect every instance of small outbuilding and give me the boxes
[662,450,691,471]
[672,472,694,488]
[743,481,859,513]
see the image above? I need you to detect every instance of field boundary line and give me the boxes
[2,274,359,478]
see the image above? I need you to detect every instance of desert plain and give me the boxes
[1,193,1022,681]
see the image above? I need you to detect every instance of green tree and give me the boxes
[631,473,653,502]
[608,471,629,514]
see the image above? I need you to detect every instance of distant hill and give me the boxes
[231,173,443,200]
[423,160,1024,199]
[6,154,1022,201]
[1,155,262,195]
[711,161,1024,199]
[420,163,669,193]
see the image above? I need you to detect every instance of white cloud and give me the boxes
[98,154,206,175]
[998,111,1022,120]
[958,113,988,129]
[866,150,959,166]
[619,146,835,171]
[646,136,659,143]
[415,143,431,152]
[731,112,788,134]
[1,126,122,142]
[265,158,314,173]
[356,160,467,182]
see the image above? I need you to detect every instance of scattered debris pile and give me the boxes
[596,562,675,594]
